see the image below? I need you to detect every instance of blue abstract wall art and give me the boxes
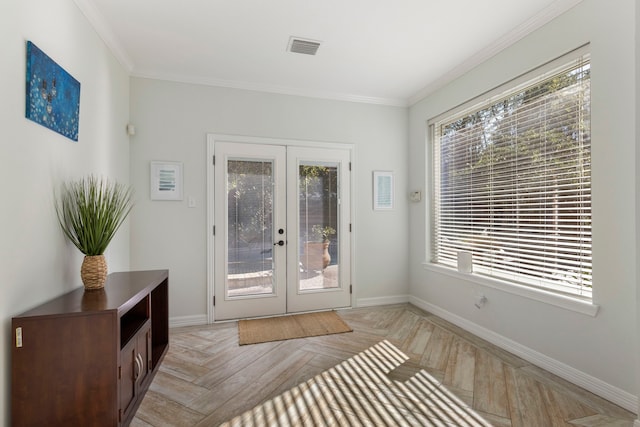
[25,41,81,141]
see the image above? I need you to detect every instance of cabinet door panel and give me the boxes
[119,338,137,419]
[120,320,153,424]
[137,323,152,385]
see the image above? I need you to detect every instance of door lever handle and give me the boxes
[274,240,285,246]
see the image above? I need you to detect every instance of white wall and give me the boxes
[129,79,409,321]
[409,0,637,410]
[0,0,131,424]
[636,0,640,418]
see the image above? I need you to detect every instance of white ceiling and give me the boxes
[74,0,581,106]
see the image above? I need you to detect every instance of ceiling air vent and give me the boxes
[287,37,321,55]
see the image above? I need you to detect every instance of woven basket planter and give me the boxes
[81,255,108,290]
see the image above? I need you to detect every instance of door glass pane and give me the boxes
[299,162,339,291]
[227,159,274,297]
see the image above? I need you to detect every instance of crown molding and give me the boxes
[72,0,134,72]
[73,0,581,108]
[70,0,404,106]
[130,70,409,107]
[408,0,583,106]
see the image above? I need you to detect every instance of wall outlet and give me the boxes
[474,294,487,309]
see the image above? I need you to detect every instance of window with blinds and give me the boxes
[430,50,591,299]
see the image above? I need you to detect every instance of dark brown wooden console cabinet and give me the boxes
[11,270,169,427]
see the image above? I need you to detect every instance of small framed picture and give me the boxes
[373,170,394,210]
[150,161,183,201]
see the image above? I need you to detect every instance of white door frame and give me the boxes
[206,134,356,323]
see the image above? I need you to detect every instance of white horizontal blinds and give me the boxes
[432,53,591,299]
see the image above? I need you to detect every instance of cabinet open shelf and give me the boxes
[120,295,150,348]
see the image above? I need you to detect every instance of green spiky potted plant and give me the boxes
[55,175,133,290]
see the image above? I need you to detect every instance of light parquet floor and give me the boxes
[131,304,636,426]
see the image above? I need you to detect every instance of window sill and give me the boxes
[421,262,599,317]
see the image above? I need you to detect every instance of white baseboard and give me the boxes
[356,294,410,307]
[409,295,638,414]
[169,314,208,328]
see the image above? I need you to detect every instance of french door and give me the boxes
[210,139,351,321]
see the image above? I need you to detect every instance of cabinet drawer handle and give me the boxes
[137,353,145,376]
[134,354,142,380]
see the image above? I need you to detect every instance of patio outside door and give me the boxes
[211,140,351,321]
